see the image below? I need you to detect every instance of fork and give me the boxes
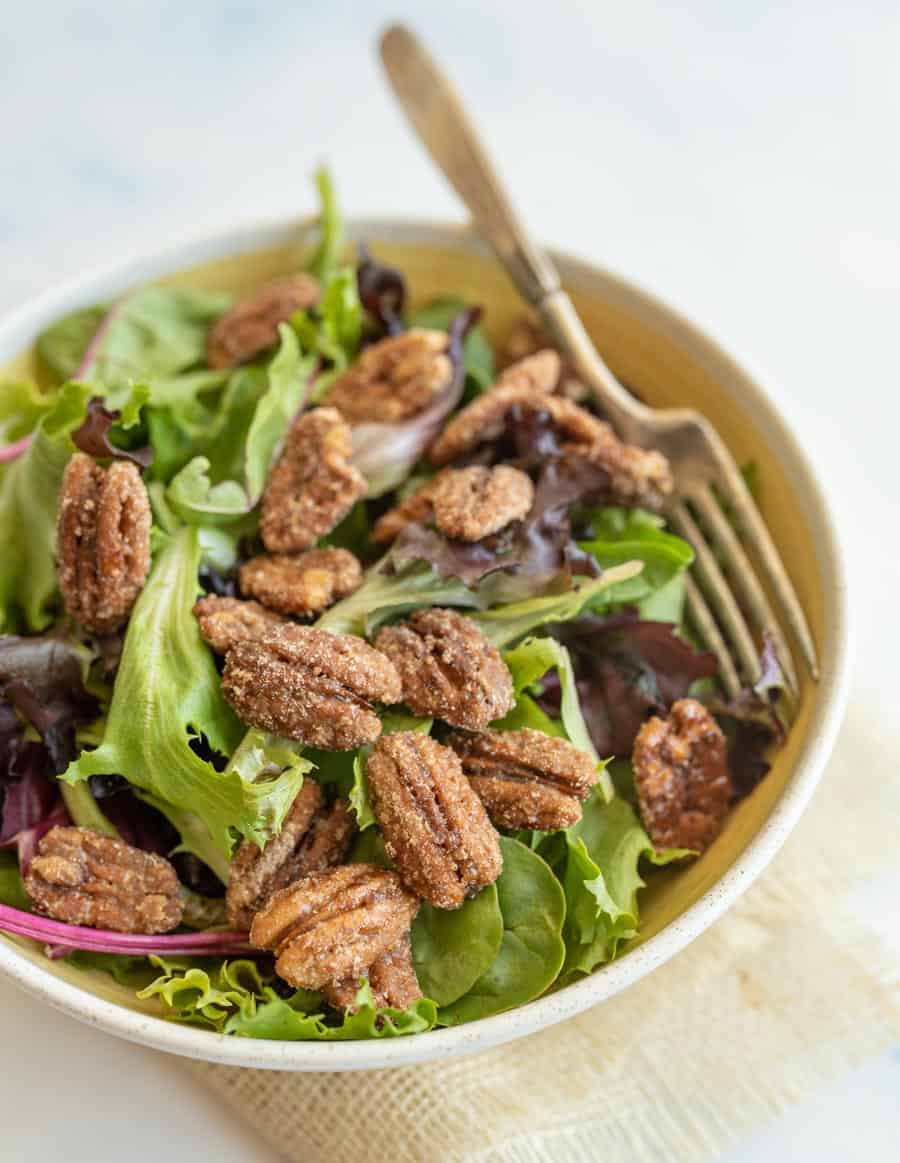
[379,24,818,698]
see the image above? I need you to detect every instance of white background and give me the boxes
[1,1,898,1158]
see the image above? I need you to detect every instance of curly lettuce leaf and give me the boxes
[411,884,503,1007]
[139,956,437,1039]
[62,526,307,858]
[166,327,313,524]
[0,382,92,631]
[558,792,687,977]
[37,288,232,387]
[438,837,565,1025]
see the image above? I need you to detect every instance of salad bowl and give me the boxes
[0,215,850,1070]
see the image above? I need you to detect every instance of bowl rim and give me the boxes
[0,215,851,1071]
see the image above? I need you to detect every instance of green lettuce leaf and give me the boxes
[62,526,308,858]
[316,560,479,638]
[558,792,687,977]
[37,288,232,386]
[0,852,30,910]
[0,381,55,445]
[578,507,692,616]
[166,326,312,524]
[304,167,345,284]
[0,381,92,631]
[438,837,566,1025]
[470,561,643,649]
[297,267,362,382]
[139,957,437,1039]
[411,884,503,1007]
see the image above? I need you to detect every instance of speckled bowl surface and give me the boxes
[0,218,850,1070]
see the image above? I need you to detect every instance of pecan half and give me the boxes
[56,453,152,633]
[322,936,422,1013]
[431,465,534,541]
[428,380,549,466]
[206,274,321,369]
[193,595,286,654]
[249,864,419,990]
[447,727,599,830]
[374,608,514,730]
[239,548,362,616]
[260,408,367,553]
[221,624,401,749]
[493,348,562,395]
[24,826,182,933]
[366,732,502,909]
[326,329,452,423]
[371,472,449,545]
[632,698,732,852]
[226,782,356,930]
[499,319,588,400]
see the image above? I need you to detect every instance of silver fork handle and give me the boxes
[379,24,647,437]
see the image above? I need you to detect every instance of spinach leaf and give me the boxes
[37,288,232,387]
[411,884,503,1007]
[438,837,565,1024]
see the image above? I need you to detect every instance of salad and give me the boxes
[0,172,784,1040]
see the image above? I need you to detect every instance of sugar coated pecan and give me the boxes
[493,348,561,395]
[193,595,286,654]
[221,624,401,749]
[573,427,673,510]
[428,380,548,466]
[431,465,534,541]
[366,731,502,909]
[206,274,320,369]
[260,408,367,553]
[326,329,452,423]
[56,452,152,633]
[249,863,419,990]
[499,319,588,400]
[239,547,362,616]
[374,608,514,730]
[323,936,422,1013]
[371,472,449,545]
[24,826,182,933]
[447,727,599,830]
[226,782,356,930]
[632,697,732,852]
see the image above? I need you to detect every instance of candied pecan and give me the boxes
[226,782,355,930]
[633,698,732,852]
[193,595,286,654]
[326,329,452,423]
[432,465,534,541]
[221,624,401,749]
[375,608,514,730]
[371,472,449,544]
[429,381,547,466]
[499,318,588,400]
[249,863,419,990]
[367,732,501,908]
[447,727,599,830]
[24,826,182,933]
[239,548,362,616]
[493,348,561,395]
[56,453,152,634]
[260,408,367,553]
[323,936,422,1013]
[206,274,320,369]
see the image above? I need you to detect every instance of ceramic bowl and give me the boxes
[0,218,850,1070]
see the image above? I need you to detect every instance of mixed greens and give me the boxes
[0,172,781,1040]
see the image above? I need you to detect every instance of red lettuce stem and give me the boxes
[0,902,252,957]
[0,435,34,464]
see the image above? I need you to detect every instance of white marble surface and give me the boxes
[1,1,898,1158]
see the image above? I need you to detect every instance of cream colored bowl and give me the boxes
[0,218,850,1070]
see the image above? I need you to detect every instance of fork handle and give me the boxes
[379,23,647,435]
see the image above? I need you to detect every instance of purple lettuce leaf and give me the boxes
[356,244,407,337]
[71,397,152,468]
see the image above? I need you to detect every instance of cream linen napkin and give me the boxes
[190,696,900,1162]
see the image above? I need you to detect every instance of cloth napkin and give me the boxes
[190,694,900,1162]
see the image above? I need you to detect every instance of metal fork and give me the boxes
[379,23,818,698]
